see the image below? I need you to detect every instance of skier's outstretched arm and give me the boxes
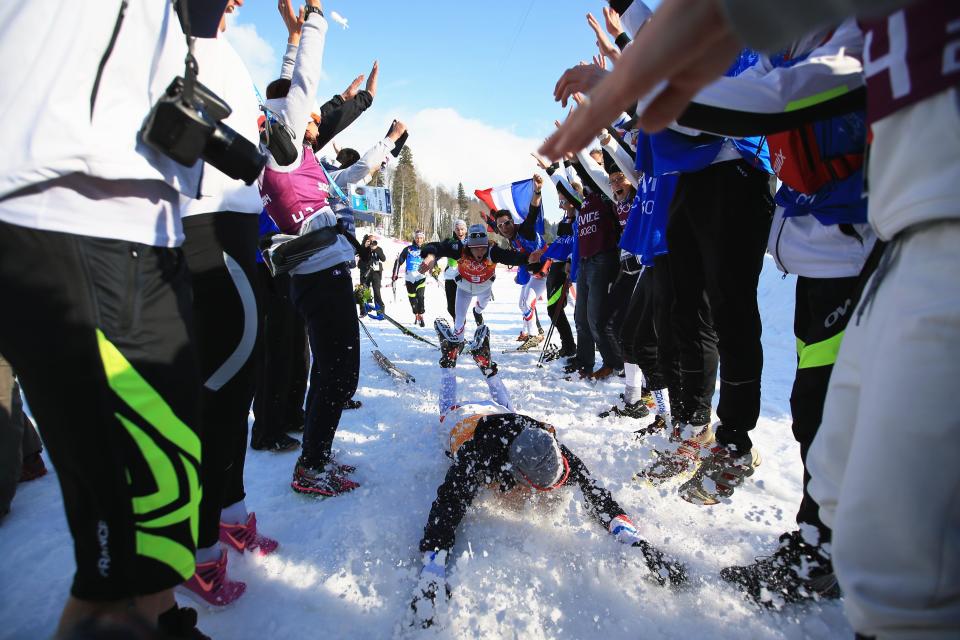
[419,442,486,555]
[560,444,626,530]
[560,443,687,587]
[489,244,531,268]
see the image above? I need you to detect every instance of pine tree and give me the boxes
[390,146,421,239]
[457,182,469,217]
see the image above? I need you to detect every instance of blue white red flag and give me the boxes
[474,179,544,235]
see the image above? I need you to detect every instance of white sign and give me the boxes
[349,184,393,216]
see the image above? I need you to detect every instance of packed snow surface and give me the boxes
[0,235,852,639]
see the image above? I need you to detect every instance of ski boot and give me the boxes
[434,318,463,368]
[467,325,497,377]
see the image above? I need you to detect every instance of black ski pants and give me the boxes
[363,269,385,310]
[444,278,458,320]
[291,263,360,468]
[574,250,623,371]
[667,160,773,450]
[253,265,308,443]
[619,255,682,399]
[405,278,426,315]
[182,212,261,549]
[791,275,860,542]
[604,264,641,365]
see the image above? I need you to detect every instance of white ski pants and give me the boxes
[519,277,547,335]
[453,287,492,338]
[808,220,960,640]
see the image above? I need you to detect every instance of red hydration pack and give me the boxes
[767,123,863,195]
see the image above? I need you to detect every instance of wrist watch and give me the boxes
[303,5,324,20]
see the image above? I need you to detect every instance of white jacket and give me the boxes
[182,35,263,217]
[768,206,876,278]
[0,0,201,202]
[867,87,960,240]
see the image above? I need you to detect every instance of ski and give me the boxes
[371,349,416,383]
[379,311,439,348]
[359,319,417,383]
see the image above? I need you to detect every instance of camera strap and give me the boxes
[175,0,200,105]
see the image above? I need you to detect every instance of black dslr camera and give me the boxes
[142,76,266,185]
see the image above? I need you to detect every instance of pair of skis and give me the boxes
[359,319,416,383]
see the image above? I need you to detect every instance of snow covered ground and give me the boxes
[0,237,853,639]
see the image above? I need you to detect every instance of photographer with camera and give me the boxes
[258,0,363,497]
[0,0,254,637]
[357,235,387,316]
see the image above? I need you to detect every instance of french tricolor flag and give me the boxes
[475,179,544,235]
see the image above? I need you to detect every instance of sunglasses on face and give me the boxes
[496,219,514,228]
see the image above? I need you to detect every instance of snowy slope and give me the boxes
[0,238,853,639]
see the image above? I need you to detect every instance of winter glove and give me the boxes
[609,515,643,545]
[410,550,449,629]
[609,515,687,588]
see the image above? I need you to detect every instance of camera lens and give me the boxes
[204,122,268,185]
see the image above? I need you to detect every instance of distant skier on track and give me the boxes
[392,230,428,327]
[410,320,687,628]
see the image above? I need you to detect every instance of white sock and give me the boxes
[623,363,643,389]
[652,388,670,417]
[220,499,248,525]
[624,385,644,405]
[196,544,222,564]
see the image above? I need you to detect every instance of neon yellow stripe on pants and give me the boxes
[796,331,845,370]
[97,329,200,580]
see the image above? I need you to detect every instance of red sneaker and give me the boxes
[178,549,246,608]
[219,512,279,556]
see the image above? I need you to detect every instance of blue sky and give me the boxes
[226,0,659,219]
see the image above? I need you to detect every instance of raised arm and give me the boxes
[600,131,639,188]
[516,174,544,242]
[278,0,304,78]
[575,148,615,200]
[279,0,328,134]
[331,121,406,188]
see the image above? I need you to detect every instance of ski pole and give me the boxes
[359,318,379,348]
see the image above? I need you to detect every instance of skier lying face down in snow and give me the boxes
[410,320,687,628]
